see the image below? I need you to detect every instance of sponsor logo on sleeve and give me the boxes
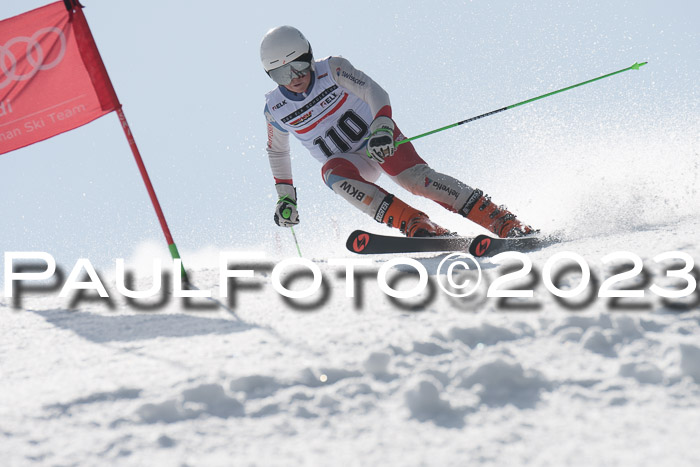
[339,70,366,87]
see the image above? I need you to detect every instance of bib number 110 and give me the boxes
[313,110,368,157]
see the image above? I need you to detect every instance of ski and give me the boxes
[467,233,555,257]
[347,230,471,255]
[346,230,556,257]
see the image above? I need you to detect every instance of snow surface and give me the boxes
[1,218,699,466]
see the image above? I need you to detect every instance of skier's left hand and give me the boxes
[366,116,395,164]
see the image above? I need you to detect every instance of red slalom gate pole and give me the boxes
[116,107,188,282]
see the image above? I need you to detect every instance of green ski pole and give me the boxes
[396,61,648,147]
[279,197,303,257]
[290,226,302,258]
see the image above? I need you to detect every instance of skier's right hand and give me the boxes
[274,183,299,227]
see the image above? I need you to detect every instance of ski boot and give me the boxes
[378,195,450,238]
[460,189,535,238]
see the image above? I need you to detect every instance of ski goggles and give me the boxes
[268,58,312,86]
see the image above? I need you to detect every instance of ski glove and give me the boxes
[274,183,299,227]
[366,116,395,164]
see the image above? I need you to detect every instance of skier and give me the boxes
[261,26,533,238]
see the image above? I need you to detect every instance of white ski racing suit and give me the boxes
[264,56,479,224]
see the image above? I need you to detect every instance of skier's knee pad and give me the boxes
[322,158,387,217]
[322,154,381,187]
[322,158,363,189]
[392,164,474,211]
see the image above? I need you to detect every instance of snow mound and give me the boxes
[136,384,244,424]
[679,344,700,383]
[404,379,466,428]
[446,322,524,348]
[459,357,551,408]
[619,362,665,385]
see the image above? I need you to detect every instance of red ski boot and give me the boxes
[378,195,450,238]
[460,189,534,238]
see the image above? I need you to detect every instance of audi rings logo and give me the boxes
[0,27,67,90]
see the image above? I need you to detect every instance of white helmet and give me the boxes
[260,26,314,85]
